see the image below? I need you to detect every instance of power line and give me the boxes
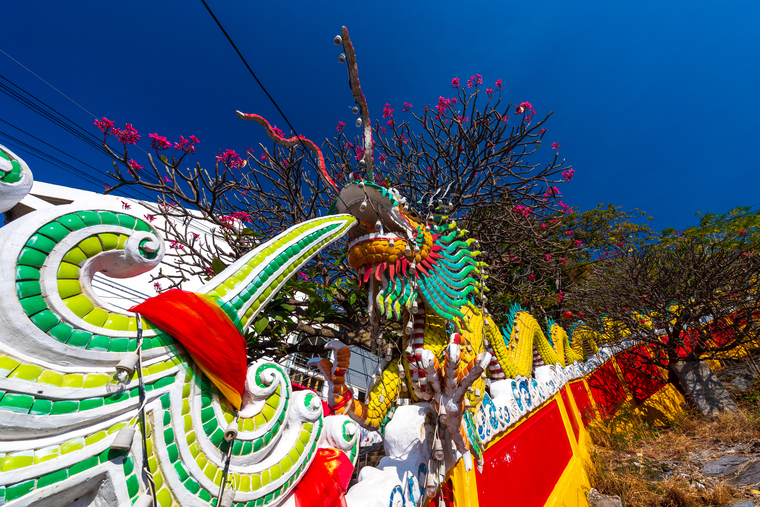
[0,73,162,187]
[199,0,302,141]
[0,49,98,119]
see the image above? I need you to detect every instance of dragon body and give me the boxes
[0,145,361,507]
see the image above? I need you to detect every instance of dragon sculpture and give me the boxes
[236,27,595,474]
[0,26,609,507]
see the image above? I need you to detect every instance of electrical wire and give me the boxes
[0,49,99,119]
[198,0,349,208]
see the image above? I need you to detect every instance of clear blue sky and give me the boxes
[2,1,759,231]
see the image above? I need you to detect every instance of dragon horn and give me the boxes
[341,26,374,180]
[236,111,341,193]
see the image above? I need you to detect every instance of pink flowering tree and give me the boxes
[95,33,582,354]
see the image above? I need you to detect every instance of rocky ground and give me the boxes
[589,356,760,507]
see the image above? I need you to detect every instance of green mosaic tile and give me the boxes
[25,234,58,253]
[108,338,129,352]
[174,462,189,482]
[86,335,110,351]
[19,295,47,316]
[17,248,47,268]
[104,391,129,405]
[209,428,225,447]
[48,323,73,343]
[198,489,212,502]
[57,213,88,231]
[153,376,175,389]
[161,393,171,409]
[76,211,102,226]
[0,393,33,413]
[134,220,151,232]
[15,265,41,281]
[30,310,60,332]
[37,468,68,488]
[126,474,139,498]
[98,211,120,226]
[163,410,171,425]
[232,440,244,455]
[117,214,137,230]
[15,280,41,299]
[29,399,53,415]
[51,400,79,415]
[163,427,174,445]
[167,443,179,462]
[61,374,84,388]
[36,222,70,242]
[80,397,105,411]
[66,329,92,347]
[4,479,34,502]
[201,406,215,423]
[184,478,201,494]
[70,455,99,475]
[203,417,218,435]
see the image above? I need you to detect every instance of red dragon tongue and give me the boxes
[388,263,395,281]
[400,257,408,277]
[363,264,374,284]
[375,262,387,281]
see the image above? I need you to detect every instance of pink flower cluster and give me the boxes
[174,135,199,154]
[402,102,413,112]
[382,103,394,119]
[271,125,285,137]
[220,211,252,226]
[516,101,534,115]
[558,201,571,214]
[216,149,245,169]
[513,205,532,218]
[551,142,561,150]
[562,167,575,181]
[336,121,345,132]
[435,96,458,117]
[451,77,460,88]
[115,124,140,145]
[149,133,171,151]
[467,74,483,88]
[544,186,561,198]
[95,117,116,135]
[128,159,143,171]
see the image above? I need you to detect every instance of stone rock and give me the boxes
[673,361,739,416]
[690,449,713,462]
[730,377,752,392]
[726,501,756,507]
[702,456,748,476]
[587,488,624,507]
[729,460,760,486]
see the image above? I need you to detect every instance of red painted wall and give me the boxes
[587,362,627,420]
[477,400,573,507]
[569,380,595,426]
[561,386,581,441]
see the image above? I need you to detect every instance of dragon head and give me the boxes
[335,178,486,331]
